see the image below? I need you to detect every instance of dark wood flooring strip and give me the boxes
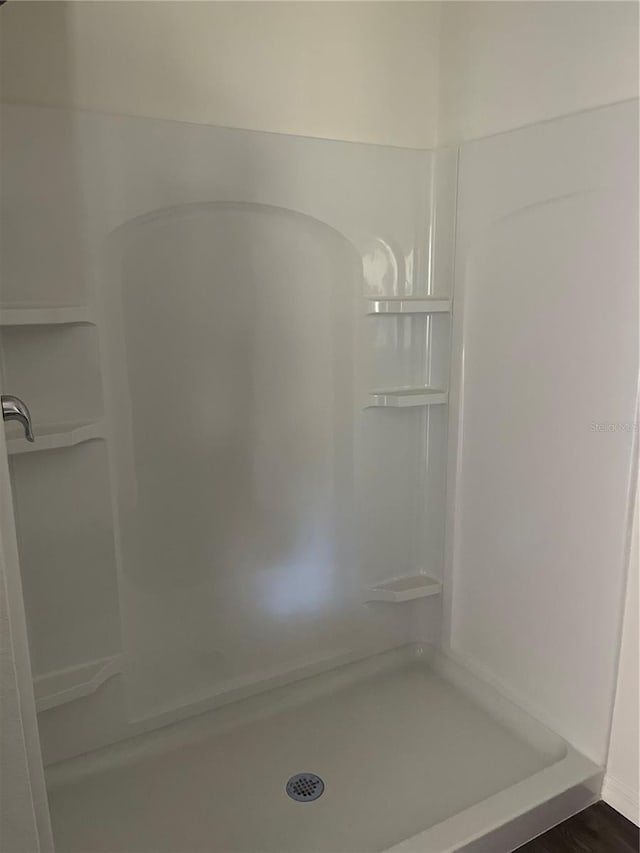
[516,802,639,853]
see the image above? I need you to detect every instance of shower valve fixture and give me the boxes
[2,394,35,442]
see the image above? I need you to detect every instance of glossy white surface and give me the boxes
[367,388,448,408]
[1,94,634,852]
[0,8,635,848]
[365,574,442,603]
[0,104,453,746]
[0,407,54,851]
[7,441,121,680]
[0,306,94,326]
[0,325,104,426]
[6,421,104,456]
[446,101,638,764]
[34,656,122,714]
[46,646,593,853]
[366,297,451,315]
[108,200,367,718]
[96,132,451,723]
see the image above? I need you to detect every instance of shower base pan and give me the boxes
[46,646,600,853]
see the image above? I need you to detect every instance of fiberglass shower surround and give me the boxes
[0,98,636,852]
[3,108,456,736]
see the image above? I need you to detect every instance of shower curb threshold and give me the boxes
[384,749,600,852]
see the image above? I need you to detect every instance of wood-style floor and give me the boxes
[516,802,638,853]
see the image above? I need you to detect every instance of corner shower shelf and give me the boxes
[366,296,451,314]
[367,387,448,408]
[33,654,122,712]
[0,305,95,326]
[365,574,442,603]
[7,421,105,455]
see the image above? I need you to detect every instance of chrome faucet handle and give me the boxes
[2,395,35,442]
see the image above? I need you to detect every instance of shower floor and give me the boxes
[46,647,597,853]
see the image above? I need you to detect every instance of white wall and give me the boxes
[0,0,441,149]
[604,492,639,824]
[439,1,639,144]
[3,1,636,149]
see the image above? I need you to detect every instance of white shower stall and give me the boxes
[0,4,637,852]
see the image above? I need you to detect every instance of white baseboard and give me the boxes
[602,774,639,825]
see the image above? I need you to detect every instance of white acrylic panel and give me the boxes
[446,101,638,763]
[8,442,121,678]
[106,203,368,715]
[0,326,103,426]
[78,113,446,719]
[0,103,450,738]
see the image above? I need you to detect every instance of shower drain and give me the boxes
[286,773,325,802]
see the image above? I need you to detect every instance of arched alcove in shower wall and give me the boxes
[104,201,366,717]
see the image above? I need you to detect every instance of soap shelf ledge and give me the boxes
[365,574,442,603]
[366,296,451,315]
[7,421,105,455]
[0,305,95,326]
[33,654,122,712]
[366,387,448,408]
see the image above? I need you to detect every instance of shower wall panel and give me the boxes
[445,100,638,763]
[1,104,452,752]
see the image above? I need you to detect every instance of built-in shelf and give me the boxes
[366,296,451,315]
[367,387,448,408]
[365,574,442,603]
[33,654,122,712]
[7,421,105,455]
[0,305,95,326]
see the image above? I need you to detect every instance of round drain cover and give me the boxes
[286,773,325,802]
